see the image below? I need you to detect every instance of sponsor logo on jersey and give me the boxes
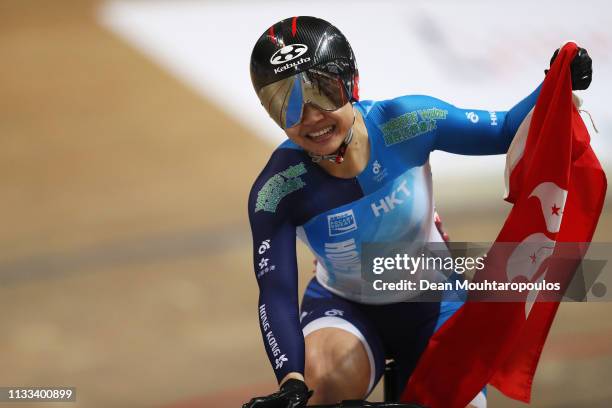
[324,309,345,317]
[256,162,307,213]
[371,160,388,183]
[327,210,357,236]
[258,239,271,254]
[371,180,411,217]
[489,111,498,126]
[372,160,381,175]
[257,257,275,279]
[379,108,448,146]
[465,111,479,123]
[270,44,308,65]
[324,238,360,272]
[259,304,287,369]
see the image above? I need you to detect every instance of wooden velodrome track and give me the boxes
[1,1,611,407]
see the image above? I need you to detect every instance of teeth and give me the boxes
[308,126,333,138]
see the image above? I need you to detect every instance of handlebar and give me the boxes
[309,401,425,408]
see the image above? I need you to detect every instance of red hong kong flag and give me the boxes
[401,42,607,407]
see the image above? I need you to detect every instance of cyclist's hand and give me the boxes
[546,46,593,90]
[242,379,313,408]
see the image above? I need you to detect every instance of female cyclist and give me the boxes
[243,16,592,408]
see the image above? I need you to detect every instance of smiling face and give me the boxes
[284,102,354,156]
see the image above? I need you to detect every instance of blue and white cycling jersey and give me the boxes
[248,88,540,382]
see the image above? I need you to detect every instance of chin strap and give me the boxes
[308,108,356,164]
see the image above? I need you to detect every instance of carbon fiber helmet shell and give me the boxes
[250,16,359,102]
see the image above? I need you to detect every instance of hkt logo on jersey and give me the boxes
[327,210,358,236]
[371,180,411,217]
[489,111,498,126]
[270,44,308,65]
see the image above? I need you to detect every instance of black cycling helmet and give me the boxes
[250,16,358,99]
[250,17,359,127]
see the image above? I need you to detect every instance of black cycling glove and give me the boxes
[545,46,593,90]
[242,379,313,408]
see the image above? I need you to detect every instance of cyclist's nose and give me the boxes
[301,103,325,126]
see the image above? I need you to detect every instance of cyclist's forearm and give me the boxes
[257,292,304,383]
[500,82,543,147]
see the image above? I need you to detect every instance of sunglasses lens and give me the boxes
[302,70,349,111]
[258,76,299,128]
[257,63,349,129]
[285,75,304,128]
